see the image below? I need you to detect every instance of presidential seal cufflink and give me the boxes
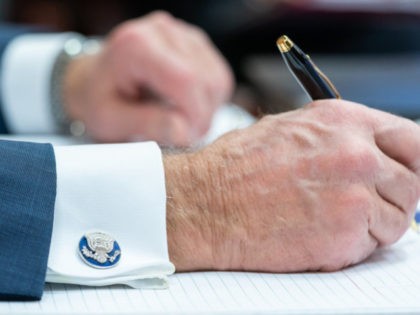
[78,231,121,269]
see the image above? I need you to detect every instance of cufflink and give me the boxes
[78,232,121,269]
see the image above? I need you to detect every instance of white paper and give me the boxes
[2,230,420,314]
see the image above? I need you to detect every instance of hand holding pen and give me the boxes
[167,34,420,273]
[276,35,420,233]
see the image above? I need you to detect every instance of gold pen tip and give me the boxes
[277,35,294,53]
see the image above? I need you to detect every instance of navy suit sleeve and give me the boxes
[0,140,56,301]
[0,24,43,134]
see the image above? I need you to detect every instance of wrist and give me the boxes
[163,144,249,271]
[62,54,93,122]
[164,151,219,271]
[60,39,102,135]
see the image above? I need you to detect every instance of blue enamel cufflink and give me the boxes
[78,232,121,269]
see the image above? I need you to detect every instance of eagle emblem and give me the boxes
[78,232,121,268]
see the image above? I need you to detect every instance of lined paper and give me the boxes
[2,230,420,315]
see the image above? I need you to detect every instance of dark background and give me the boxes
[3,0,420,116]
[4,1,420,76]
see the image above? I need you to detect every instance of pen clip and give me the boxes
[307,55,342,99]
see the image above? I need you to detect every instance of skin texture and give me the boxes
[63,11,233,145]
[165,100,420,273]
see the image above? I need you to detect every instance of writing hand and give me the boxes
[165,100,420,272]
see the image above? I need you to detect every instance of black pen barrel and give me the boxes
[277,35,340,100]
[281,45,337,100]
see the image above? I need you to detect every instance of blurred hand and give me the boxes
[165,100,420,272]
[63,11,233,145]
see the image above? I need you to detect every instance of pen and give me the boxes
[276,35,341,100]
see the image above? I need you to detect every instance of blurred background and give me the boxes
[1,0,420,118]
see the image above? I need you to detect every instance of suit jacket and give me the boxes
[0,26,56,301]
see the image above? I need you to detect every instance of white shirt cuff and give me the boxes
[1,33,77,134]
[47,142,175,288]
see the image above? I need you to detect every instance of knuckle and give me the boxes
[149,10,174,24]
[337,142,380,177]
[110,22,150,49]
